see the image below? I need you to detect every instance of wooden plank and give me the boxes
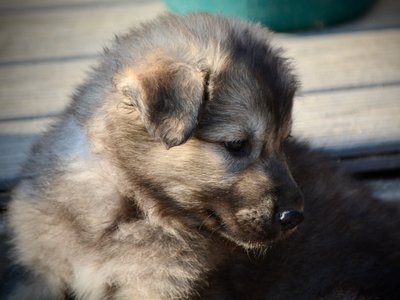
[0,133,36,188]
[0,1,166,63]
[0,59,95,119]
[0,117,54,135]
[340,154,400,173]
[0,0,159,11]
[292,85,400,153]
[277,29,400,92]
[0,118,54,189]
[0,0,119,9]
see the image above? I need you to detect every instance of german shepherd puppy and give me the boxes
[6,13,400,299]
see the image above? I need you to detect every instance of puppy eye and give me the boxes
[283,133,293,149]
[223,140,249,157]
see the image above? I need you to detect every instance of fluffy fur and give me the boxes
[6,13,400,300]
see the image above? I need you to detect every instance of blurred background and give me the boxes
[0,0,399,279]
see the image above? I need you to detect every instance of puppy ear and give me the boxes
[116,56,207,148]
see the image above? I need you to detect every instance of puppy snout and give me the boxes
[264,156,304,209]
[277,209,304,231]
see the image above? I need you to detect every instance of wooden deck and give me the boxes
[0,0,399,199]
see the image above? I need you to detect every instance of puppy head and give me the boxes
[107,14,303,249]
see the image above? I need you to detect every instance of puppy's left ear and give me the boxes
[116,56,207,148]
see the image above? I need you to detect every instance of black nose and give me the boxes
[278,210,304,230]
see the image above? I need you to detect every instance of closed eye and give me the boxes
[223,140,250,158]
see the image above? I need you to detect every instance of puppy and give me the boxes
[6,13,400,299]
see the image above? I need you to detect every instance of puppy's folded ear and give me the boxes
[115,55,207,148]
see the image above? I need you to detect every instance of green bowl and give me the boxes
[163,0,375,31]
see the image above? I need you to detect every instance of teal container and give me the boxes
[163,0,375,31]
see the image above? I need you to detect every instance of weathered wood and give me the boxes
[0,60,95,119]
[278,29,400,92]
[0,0,120,9]
[340,154,400,173]
[0,118,54,189]
[0,1,166,63]
[292,85,400,153]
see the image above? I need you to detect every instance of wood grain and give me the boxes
[293,85,400,153]
[278,29,400,92]
[0,60,95,119]
[0,1,166,63]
